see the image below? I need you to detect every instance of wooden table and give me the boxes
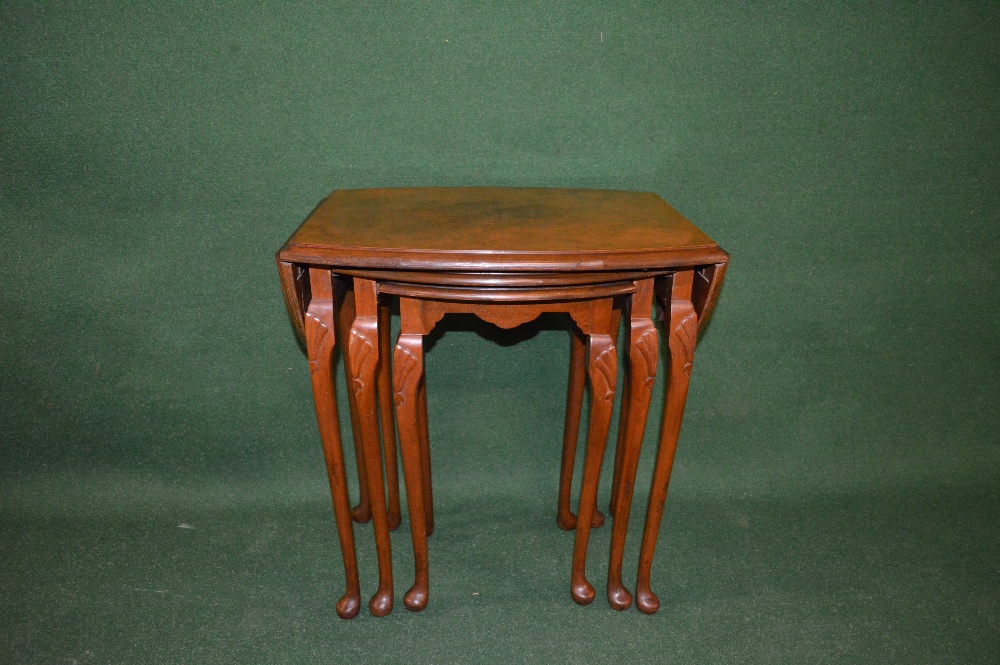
[277,187,728,618]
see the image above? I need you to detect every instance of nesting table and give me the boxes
[277,187,728,618]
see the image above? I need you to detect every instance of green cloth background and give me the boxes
[2,2,998,662]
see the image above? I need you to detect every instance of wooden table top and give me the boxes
[278,187,727,271]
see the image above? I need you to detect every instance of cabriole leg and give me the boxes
[350,278,394,616]
[557,329,604,530]
[606,279,658,610]
[335,285,371,524]
[635,271,698,615]
[417,373,435,537]
[305,268,361,619]
[570,332,617,605]
[394,322,430,611]
[377,301,402,530]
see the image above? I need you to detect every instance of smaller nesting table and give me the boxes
[277,187,728,618]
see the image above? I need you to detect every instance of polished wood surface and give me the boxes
[280,187,727,271]
[277,187,729,618]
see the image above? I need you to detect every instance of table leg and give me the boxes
[606,279,658,610]
[635,271,698,615]
[350,278,394,616]
[417,373,434,537]
[608,304,630,519]
[557,329,604,531]
[394,319,430,611]
[377,301,402,530]
[336,287,372,524]
[570,330,617,605]
[304,268,361,619]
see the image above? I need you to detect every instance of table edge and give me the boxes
[277,243,729,272]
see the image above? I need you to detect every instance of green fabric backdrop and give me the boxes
[2,2,998,662]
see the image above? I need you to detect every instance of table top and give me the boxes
[278,187,727,271]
